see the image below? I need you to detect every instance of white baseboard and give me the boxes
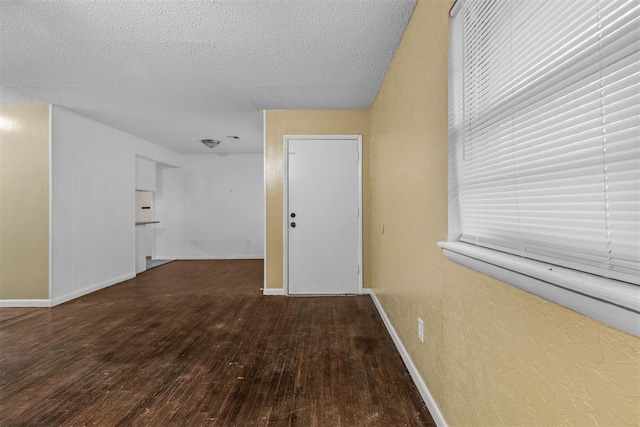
[0,299,52,307]
[155,256,264,260]
[262,287,286,296]
[51,273,136,306]
[363,288,448,427]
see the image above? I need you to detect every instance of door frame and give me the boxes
[283,135,363,296]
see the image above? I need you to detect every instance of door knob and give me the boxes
[290,222,296,228]
[290,213,296,218]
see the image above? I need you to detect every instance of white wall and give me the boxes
[135,157,156,191]
[156,154,264,259]
[51,106,181,304]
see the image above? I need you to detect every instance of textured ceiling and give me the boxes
[0,0,416,154]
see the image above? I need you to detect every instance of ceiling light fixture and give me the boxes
[227,135,240,140]
[201,139,220,148]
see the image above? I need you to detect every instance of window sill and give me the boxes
[438,241,640,337]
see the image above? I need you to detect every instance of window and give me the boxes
[442,0,640,336]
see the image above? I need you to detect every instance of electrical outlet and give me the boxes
[418,317,424,343]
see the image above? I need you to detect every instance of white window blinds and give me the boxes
[449,0,640,285]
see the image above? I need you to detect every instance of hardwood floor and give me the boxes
[0,260,434,426]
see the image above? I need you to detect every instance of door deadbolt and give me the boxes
[290,222,296,228]
[290,213,296,218]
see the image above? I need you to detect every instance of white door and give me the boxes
[286,136,361,295]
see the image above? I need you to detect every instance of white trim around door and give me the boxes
[262,110,268,290]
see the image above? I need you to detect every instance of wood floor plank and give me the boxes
[0,260,435,426]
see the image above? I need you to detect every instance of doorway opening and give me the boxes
[135,190,171,272]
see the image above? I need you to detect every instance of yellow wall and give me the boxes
[0,105,49,299]
[368,0,640,426]
[264,110,370,289]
